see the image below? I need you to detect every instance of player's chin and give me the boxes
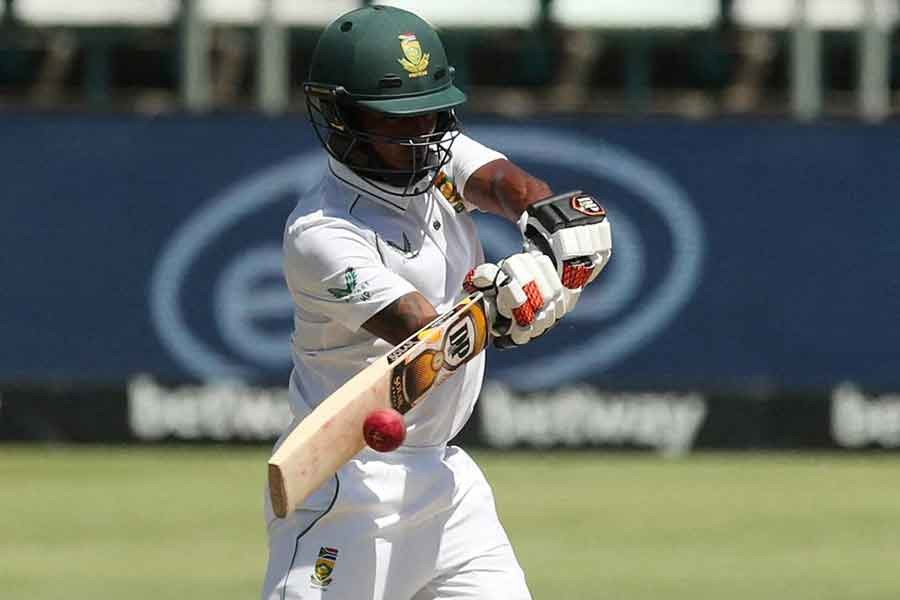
[381,152,415,172]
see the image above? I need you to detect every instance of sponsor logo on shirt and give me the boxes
[327,267,371,302]
[434,170,466,213]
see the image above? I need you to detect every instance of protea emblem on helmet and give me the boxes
[397,33,429,78]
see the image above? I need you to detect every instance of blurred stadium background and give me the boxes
[2,1,900,599]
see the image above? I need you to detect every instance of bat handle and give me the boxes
[491,315,517,350]
[492,312,564,349]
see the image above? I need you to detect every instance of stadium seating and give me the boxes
[550,0,720,29]
[730,0,896,120]
[200,0,365,26]
[11,1,371,27]
[2,0,894,117]
[14,0,178,25]
[13,1,899,33]
[373,0,541,29]
[732,0,899,30]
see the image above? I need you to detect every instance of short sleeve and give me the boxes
[448,133,506,211]
[284,219,416,333]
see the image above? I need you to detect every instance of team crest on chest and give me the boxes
[310,546,339,588]
[398,33,429,78]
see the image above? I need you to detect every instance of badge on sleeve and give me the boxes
[434,171,466,213]
[327,267,372,302]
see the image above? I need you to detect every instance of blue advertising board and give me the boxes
[1,114,898,391]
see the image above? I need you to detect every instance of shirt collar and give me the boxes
[327,157,433,213]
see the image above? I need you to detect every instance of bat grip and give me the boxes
[491,315,518,350]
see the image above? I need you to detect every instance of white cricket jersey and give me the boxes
[282,133,506,446]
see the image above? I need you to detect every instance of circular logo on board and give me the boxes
[150,126,704,390]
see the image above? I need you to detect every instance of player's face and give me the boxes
[356,109,438,171]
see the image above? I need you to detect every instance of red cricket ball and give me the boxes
[363,408,406,452]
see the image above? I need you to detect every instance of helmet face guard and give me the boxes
[304,6,467,197]
[306,85,461,196]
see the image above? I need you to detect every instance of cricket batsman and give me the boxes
[262,6,612,599]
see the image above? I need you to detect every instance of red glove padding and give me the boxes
[518,191,612,308]
[464,251,569,346]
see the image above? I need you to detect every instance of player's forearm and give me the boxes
[463,159,552,222]
[362,291,439,346]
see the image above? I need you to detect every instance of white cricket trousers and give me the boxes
[261,445,532,600]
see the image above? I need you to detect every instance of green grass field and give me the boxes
[2,447,898,600]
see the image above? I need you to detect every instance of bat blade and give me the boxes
[267,292,489,518]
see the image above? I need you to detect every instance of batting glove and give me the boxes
[518,191,612,310]
[464,251,570,347]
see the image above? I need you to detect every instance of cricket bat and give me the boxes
[268,292,490,518]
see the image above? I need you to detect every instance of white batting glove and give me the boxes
[463,251,570,347]
[518,191,612,310]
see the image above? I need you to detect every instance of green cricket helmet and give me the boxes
[305,5,467,196]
